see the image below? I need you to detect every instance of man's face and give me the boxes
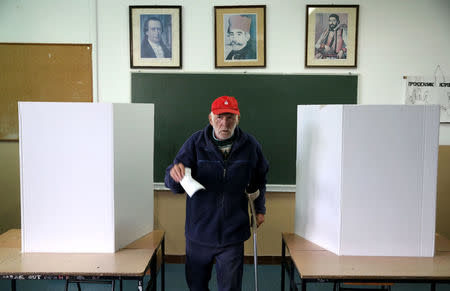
[328,16,339,30]
[147,20,162,43]
[209,113,239,140]
[228,29,250,51]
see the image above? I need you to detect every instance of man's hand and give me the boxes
[256,213,265,227]
[170,163,185,183]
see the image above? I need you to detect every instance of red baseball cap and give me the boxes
[211,96,240,115]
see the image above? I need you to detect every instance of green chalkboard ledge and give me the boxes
[154,182,296,193]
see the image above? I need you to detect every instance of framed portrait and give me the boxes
[305,5,359,68]
[129,6,182,68]
[214,5,266,68]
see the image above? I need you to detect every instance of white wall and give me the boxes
[0,0,94,43]
[1,0,449,143]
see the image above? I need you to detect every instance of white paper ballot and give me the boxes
[180,168,205,197]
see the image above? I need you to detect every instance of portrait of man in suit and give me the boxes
[141,15,172,59]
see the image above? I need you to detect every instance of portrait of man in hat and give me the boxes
[224,14,257,61]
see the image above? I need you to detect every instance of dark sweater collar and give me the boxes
[203,125,247,155]
[210,128,236,147]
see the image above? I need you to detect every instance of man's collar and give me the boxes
[148,39,162,48]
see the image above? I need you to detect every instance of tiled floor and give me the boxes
[161,263,289,291]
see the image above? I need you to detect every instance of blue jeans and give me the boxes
[185,239,244,291]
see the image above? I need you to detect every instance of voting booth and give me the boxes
[296,105,440,257]
[18,102,154,253]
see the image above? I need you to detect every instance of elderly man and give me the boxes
[315,13,347,59]
[141,16,172,58]
[165,96,268,291]
[226,15,256,60]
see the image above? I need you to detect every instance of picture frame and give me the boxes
[129,6,182,69]
[305,5,359,68]
[214,5,266,68]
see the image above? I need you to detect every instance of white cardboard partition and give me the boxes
[19,102,154,253]
[296,105,440,257]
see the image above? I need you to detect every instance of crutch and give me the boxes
[247,190,260,291]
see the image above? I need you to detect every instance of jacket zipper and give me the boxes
[220,163,227,245]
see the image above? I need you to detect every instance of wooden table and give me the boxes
[281,232,450,291]
[0,229,165,291]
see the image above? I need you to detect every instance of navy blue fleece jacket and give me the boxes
[164,125,269,247]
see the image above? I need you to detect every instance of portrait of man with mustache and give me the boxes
[314,13,348,59]
[224,14,257,61]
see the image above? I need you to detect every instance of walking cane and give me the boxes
[247,190,260,291]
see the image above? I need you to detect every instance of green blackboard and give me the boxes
[132,73,357,184]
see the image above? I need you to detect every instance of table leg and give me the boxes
[161,236,165,291]
[151,252,157,291]
[290,259,295,291]
[11,279,16,291]
[281,238,286,291]
[430,282,436,291]
[120,279,123,291]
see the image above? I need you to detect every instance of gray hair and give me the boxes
[209,112,240,126]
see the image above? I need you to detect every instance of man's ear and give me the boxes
[208,113,213,125]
